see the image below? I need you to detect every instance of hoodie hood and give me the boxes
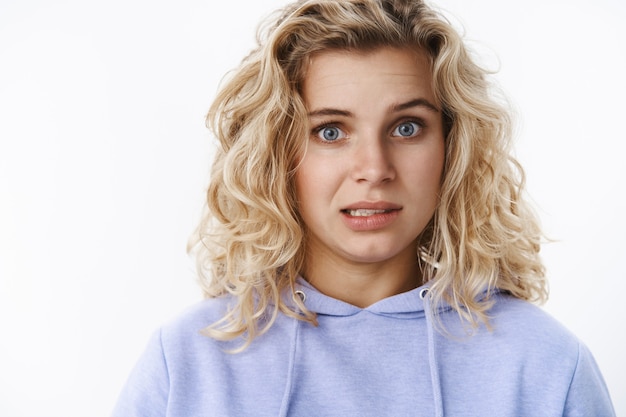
[279,276,447,417]
[290,276,447,318]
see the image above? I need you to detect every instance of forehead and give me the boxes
[302,47,436,108]
[307,46,430,73]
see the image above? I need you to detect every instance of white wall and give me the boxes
[0,0,623,415]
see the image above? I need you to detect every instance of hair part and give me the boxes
[189,0,547,349]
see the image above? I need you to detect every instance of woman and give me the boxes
[112,0,615,415]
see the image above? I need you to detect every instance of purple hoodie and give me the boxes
[112,278,615,416]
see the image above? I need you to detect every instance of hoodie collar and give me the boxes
[291,276,438,318]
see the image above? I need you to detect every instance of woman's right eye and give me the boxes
[315,126,346,142]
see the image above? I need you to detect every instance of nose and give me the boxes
[350,135,396,185]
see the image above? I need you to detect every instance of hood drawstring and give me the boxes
[278,290,306,417]
[421,288,444,417]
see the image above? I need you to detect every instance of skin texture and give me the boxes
[296,47,445,307]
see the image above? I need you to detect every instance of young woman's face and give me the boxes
[295,47,445,268]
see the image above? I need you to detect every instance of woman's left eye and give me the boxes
[392,121,421,138]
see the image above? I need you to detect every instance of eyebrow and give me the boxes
[307,98,440,118]
[307,108,353,118]
[392,98,440,113]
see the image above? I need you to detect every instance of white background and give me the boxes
[0,0,624,415]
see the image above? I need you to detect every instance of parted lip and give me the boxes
[340,201,402,212]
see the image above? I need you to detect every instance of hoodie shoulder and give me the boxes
[491,294,578,343]
[489,294,615,415]
[160,296,232,339]
[436,294,615,416]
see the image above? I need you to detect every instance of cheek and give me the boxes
[294,158,322,208]
[430,155,446,190]
[403,147,445,191]
[427,139,446,187]
[295,153,340,198]
[294,171,309,203]
[294,158,330,230]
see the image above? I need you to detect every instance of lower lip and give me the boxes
[341,210,400,231]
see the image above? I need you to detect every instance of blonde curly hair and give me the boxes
[189,0,547,347]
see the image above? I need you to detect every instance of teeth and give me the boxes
[347,209,389,217]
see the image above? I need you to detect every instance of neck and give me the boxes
[301,242,422,308]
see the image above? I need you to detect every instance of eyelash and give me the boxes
[311,118,426,143]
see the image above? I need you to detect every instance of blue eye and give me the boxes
[392,121,421,137]
[316,126,345,142]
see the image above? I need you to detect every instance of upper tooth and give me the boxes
[348,209,387,216]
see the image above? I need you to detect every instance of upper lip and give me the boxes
[341,201,402,211]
